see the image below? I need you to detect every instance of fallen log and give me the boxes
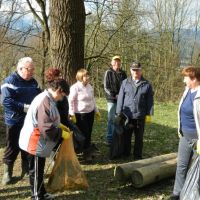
[131,158,177,188]
[114,152,177,182]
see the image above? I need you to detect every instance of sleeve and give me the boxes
[116,81,125,114]
[68,84,78,115]
[1,81,24,112]
[37,97,62,142]
[91,85,99,112]
[104,70,116,98]
[57,96,71,126]
[146,83,154,115]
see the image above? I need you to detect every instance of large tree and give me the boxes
[49,0,86,83]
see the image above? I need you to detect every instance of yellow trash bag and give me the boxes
[47,134,89,192]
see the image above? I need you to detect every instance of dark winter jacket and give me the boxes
[116,76,154,119]
[1,72,41,125]
[104,67,127,103]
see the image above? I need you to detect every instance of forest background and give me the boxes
[0,0,200,199]
[0,0,200,101]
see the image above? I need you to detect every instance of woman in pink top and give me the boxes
[68,69,100,161]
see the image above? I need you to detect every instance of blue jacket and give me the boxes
[116,76,154,119]
[1,72,41,125]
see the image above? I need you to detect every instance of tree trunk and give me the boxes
[114,153,177,182]
[49,0,85,83]
[131,158,177,188]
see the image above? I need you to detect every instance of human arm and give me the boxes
[68,84,77,116]
[1,76,41,113]
[37,96,62,141]
[103,70,117,99]
[116,81,125,115]
[146,83,154,116]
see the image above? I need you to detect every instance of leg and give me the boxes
[76,111,94,149]
[107,102,117,144]
[21,150,29,178]
[29,155,46,200]
[172,136,193,196]
[2,124,21,184]
[133,119,145,160]
[123,120,134,157]
[3,124,22,165]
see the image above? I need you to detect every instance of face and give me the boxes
[52,89,66,101]
[82,74,90,85]
[111,59,121,71]
[130,68,142,80]
[19,62,35,80]
[183,76,196,89]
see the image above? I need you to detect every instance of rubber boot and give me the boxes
[21,160,29,179]
[1,163,13,185]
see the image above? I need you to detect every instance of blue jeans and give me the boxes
[173,136,196,196]
[107,102,117,143]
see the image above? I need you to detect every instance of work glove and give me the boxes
[62,130,71,140]
[197,140,200,155]
[69,115,76,123]
[59,123,70,132]
[95,111,101,121]
[24,104,30,113]
[145,115,152,123]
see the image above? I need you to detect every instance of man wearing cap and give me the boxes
[103,56,127,145]
[116,61,153,160]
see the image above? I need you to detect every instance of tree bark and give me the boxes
[49,0,85,83]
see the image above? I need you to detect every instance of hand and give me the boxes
[145,115,152,123]
[62,130,71,140]
[197,140,200,155]
[59,123,70,132]
[69,115,76,123]
[24,104,30,113]
[95,112,101,121]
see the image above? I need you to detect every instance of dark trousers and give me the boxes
[124,119,145,159]
[3,124,28,166]
[173,136,195,196]
[28,154,46,200]
[75,110,94,150]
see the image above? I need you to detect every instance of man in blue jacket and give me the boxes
[116,61,153,160]
[1,57,41,185]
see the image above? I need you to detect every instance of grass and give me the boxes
[0,99,179,200]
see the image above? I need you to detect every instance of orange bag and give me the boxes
[47,134,89,192]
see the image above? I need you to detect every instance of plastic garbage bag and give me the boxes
[47,134,89,192]
[180,155,200,200]
[109,113,129,159]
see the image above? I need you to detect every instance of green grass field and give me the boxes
[0,99,179,200]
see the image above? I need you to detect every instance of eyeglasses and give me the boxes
[23,67,35,72]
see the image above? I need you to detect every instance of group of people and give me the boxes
[1,55,199,200]
[0,57,100,200]
[104,56,154,160]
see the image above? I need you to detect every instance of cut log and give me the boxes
[114,152,177,182]
[131,158,177,188]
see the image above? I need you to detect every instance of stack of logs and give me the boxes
[114,153,177,188]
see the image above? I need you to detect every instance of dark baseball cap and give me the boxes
[130,61,141,69]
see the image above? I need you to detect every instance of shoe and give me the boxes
[44,193,55,200]
[2,163,13,185]
[169,194,179,200]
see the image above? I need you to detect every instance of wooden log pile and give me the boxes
[114,152,177,188]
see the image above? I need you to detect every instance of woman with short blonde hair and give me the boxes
[68,68,101,162]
